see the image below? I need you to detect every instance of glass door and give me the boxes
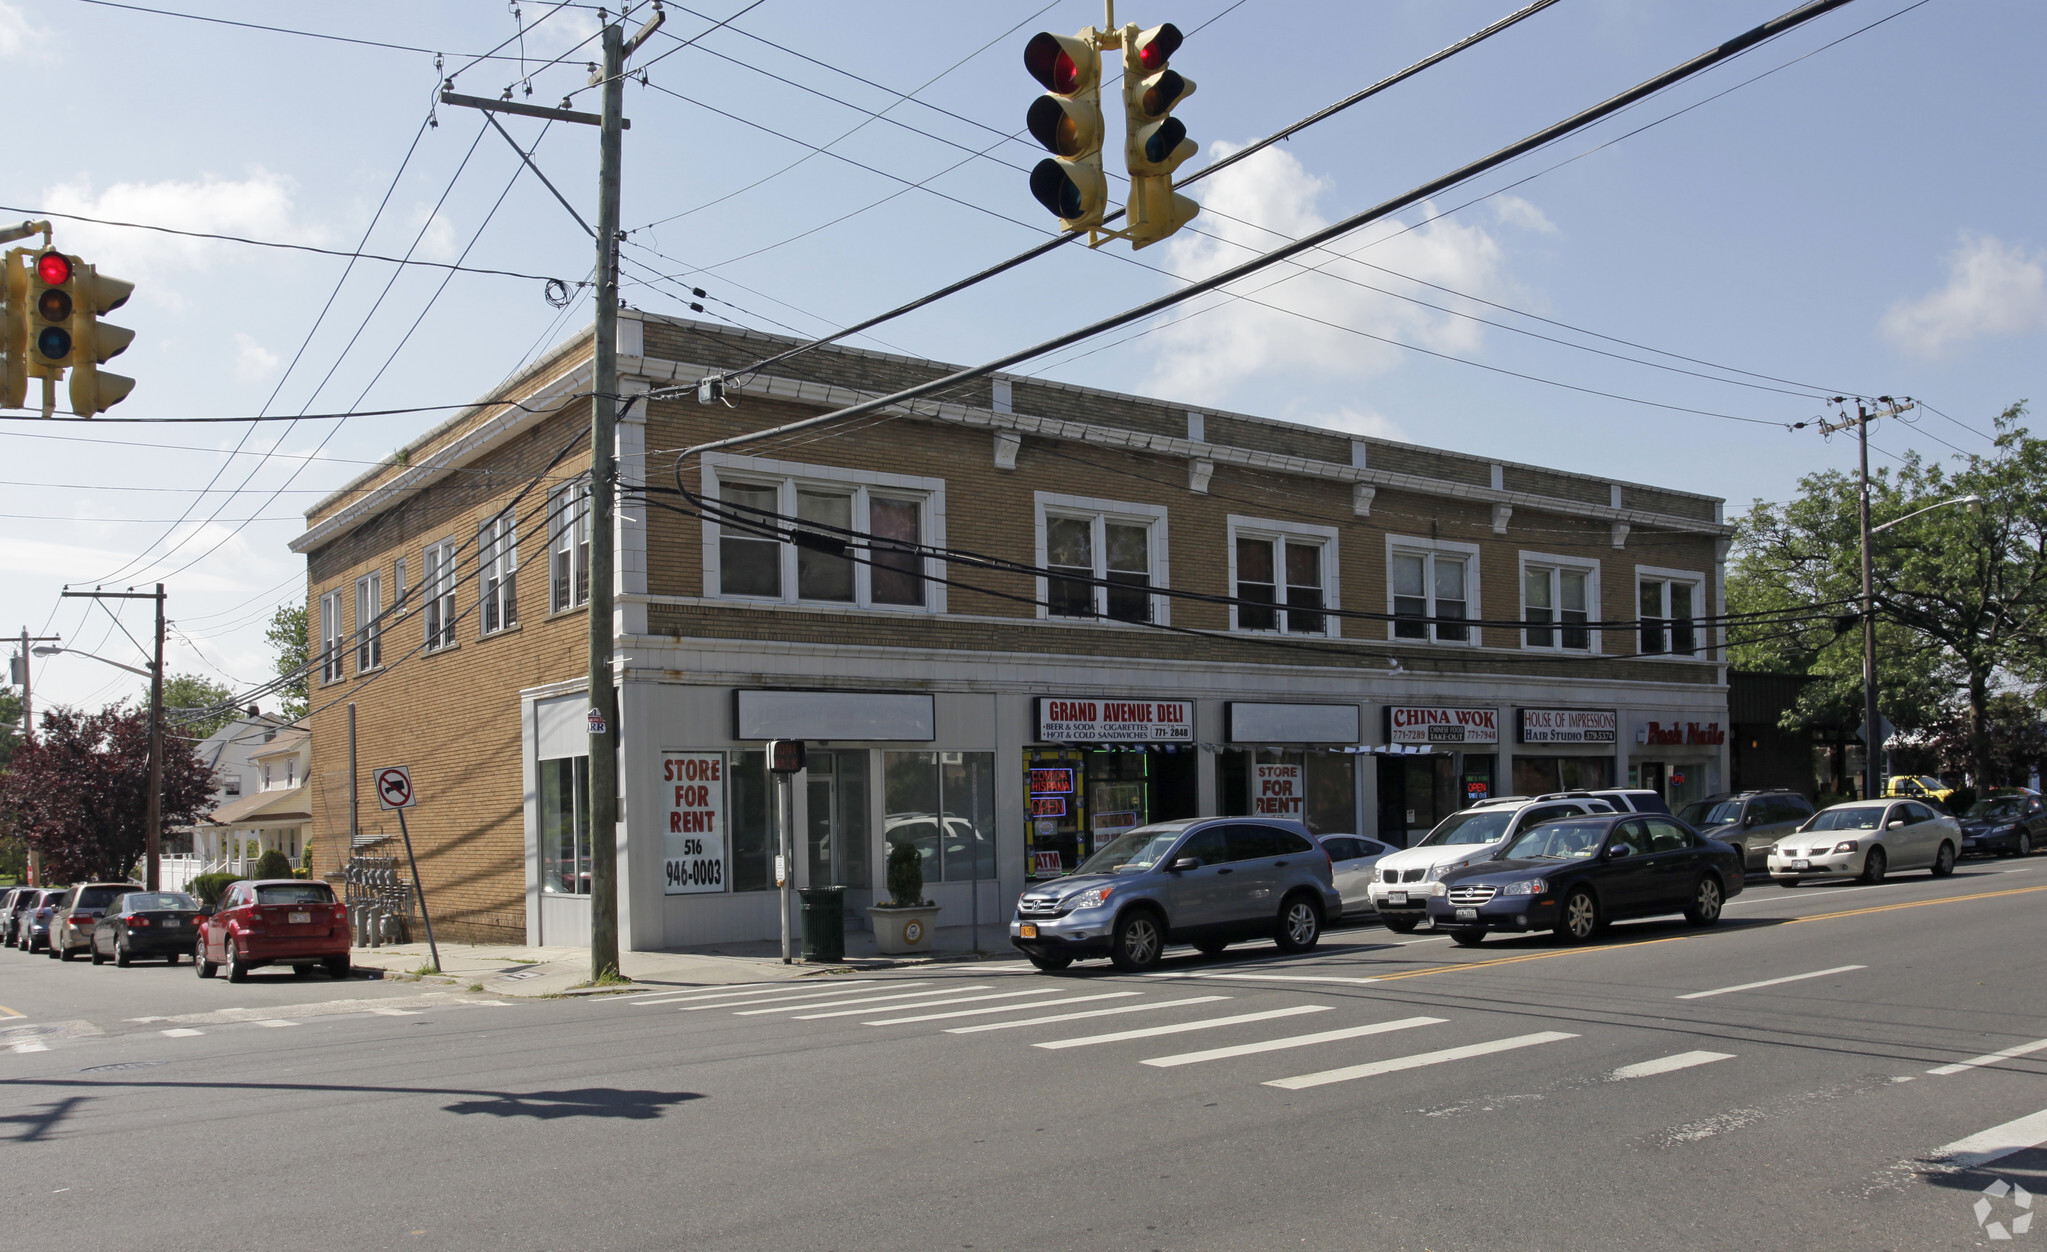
[804,751,871,903]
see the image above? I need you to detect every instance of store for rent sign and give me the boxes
[1036,697,1193,742]
[663,752,726,894]
[1386,705,1499,745]
[1253,762,1303,817]
[1519,708,1618,744]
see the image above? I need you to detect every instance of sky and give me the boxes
[3,0,2043,720]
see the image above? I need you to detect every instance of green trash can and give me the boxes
[799,886,845,963]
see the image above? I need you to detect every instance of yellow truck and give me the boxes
[1884,775,1958,804]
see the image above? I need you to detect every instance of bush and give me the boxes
[252,849,294,880]
[885,840,926,908]
[191,872,242,907]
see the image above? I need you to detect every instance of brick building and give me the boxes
[291,313,1733,950]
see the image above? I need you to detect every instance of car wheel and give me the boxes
[1192,939,1229,956]
[1556,888,1599,944]
[1025,954,1072,972]
[1931,841,1956,878]
[1684,876,1724,927]
[58,939,75,961]
[324,956,350,980]
[165,951,179,966]
[1450,928,1486,948]
[225,937,248,983]
[1273,894,1322,954]
[2021,834,2034,857]
[1381,916,1420,934]
[292,964,314,978]
[116,936,134,967]
[1775,877,1800,888]
[195,940,217,979]
[91,939,107,965]
[1107,910,1165,973]
[1858,846,1887,885]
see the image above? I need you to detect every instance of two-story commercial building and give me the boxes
[292,313,1732,949]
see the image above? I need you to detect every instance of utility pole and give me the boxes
[1820,397,1914,802]
[12,627,61,888]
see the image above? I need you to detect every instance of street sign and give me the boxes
[587,707,606,735]
[374,765,417,810]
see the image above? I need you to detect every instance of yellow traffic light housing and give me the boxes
[68,262,135,417]
[1024,30,1107,233]
[30,250,77,370]
[1121,22,1199,249]
[0,249,26,409]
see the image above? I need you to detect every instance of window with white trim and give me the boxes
[548,478,590,612]
[707,461,941,611]
[354,571,382,671]
[422,538,457,651]
[479,513,518,634]
[1037,495,1164,625]
[1388,537,1476,644]
[318,589,345,683]
[1638,569,1704,657]
[1520,554,1596,651]
[1230,516,1337,636]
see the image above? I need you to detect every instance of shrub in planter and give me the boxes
[191,872,242,908]
[886,840,929,908]
[253,849,294,880]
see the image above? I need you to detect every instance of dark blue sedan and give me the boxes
[1427,813,1744,947]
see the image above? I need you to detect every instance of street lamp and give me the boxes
[32,644,151,678]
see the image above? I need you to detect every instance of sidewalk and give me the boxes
[344,922,1012,998]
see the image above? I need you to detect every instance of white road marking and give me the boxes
[252,1019,298,1028]
[946,995,1232,1035]
[1034,1004,1330,1050]
[1608,1051,1735,1081]
[864,992,1140,1026]
[366,1007,421,1017]
[794,988,1061,1021]
[10,1040,49,1053]
[678,983,933,1012]
[623,982,778,1002]
[735,985,993,1017]
[1927,1037,2047,1076]
[1929,1108,2047,1168]
[1265,1031,1579,1090]
[637,982,896,1007]
[943,961,1036,972]
[1144,971,1382,985]
[1141,1016,1445,1068]
[1675,965,1866,1000]
[161,1028,204,1037]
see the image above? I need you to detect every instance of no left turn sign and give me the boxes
[375,765,418,810]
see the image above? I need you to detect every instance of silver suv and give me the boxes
[1011,817,1343,973]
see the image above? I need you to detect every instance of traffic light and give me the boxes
[0,250,25,409]
[67,261,135,416]
[1024,30,1106,233]
[1121,22,1200,249]
[30,250,76,370]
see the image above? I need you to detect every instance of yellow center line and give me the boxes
[1369,935,1693,982]
[0,1004,23,1019]
[1786,882,2047,924]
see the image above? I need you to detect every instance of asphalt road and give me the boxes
[6,860,2046,1251]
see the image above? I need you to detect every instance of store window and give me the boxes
[1389,538,1477,643]
[1037,493,1166,625]
[549,477,592,612]
[422,538,457,650]
[540,755,590,894]
[479,514,518,635]
[1638,569,1703,657]
[1231,517,1337,636]
[1023,747,1198,880]
[727,750,773,893]
[1522,556,1594,651]
[884,751,996,883]
[1512,756,1614,795]
[707,459,942,611]
[1218,749,1355,834]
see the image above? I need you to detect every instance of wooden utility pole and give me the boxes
[586,17,625,981]
[1820,398,1914,801]
[145,583,165,891]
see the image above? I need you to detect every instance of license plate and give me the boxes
[288,911,311,924]
[1387,892,1408,905]
[1792,859,1809,869]
[1455,907,1478,921]
[1019,924,1038,939]
[163,919,180,928]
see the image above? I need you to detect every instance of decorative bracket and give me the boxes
[993,431,1021,471]
[1353,484,1376,517]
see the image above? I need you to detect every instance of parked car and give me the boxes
[1428,812,1744,946]
[18,888,67,952]
[1678,790,1817,871]
[1366,795,1617,933]
[1571,788,1673,815]
[91,891,202,966]
[49,881,142,961]
[1010,818,1342,973]
[1955,794,2047,858]
[1768,798,1959,885]
[1316,834,1396,915]
[195,878,352,982]
[1883,775,1958,805]
[2,887,41,947]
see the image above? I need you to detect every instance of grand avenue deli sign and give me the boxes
[1036,697,1194,742]
[1385,705,1499,745]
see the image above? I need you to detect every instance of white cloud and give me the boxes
[1492,194,1559,236]
[0,1,42,57]
[1144,142,1521,402]
[233,333,280,381]
[1880,232,2047,359]
[1311,405,1409,443]
[38,171,324,295]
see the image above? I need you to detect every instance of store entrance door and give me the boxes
[1376,754,1456,847]
[1023,748,1198,883]
[805,750,871,921]
[1636,761,1667,800]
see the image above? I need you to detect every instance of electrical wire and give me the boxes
[65,0,541,61]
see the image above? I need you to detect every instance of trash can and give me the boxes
[799,886,845,963]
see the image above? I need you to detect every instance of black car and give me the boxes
[91,891,202,966]
[1956,795,2047,858]
[1427,812,1745,947]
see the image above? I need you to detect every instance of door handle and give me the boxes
[1274,861,1288,867]
[1215,867,1233,875]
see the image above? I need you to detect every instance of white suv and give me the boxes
[1368,794,1616,932]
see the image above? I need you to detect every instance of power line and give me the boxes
[65,0,542,61]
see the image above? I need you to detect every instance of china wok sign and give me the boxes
[1385,705,1499,745]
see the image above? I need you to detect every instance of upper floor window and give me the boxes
[318,589,345,683]
[1638,569,1703,657]
[1037,493,1165,625]
[549,478,591,613]
[1231,517,1336,636]
[422,538,457,651]
[354,571,383,672]
[479,514,518,635]
[1522,555,1595,651]
[706,458,943,611]
[1388,537,1475,644]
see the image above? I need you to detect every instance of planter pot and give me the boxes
[868,904,941,955]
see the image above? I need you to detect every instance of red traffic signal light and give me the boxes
[1121,23,1199,249]
[36,251,72,286]
[1134,21,1181,71]
[1024,29,1107,233]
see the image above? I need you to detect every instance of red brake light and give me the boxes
[36,251,71,285]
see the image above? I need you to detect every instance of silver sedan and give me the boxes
[1767,798,1960,885]
[1316,834,1396,915]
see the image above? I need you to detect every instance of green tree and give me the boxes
[267,603,309,720]
[0,684,21,771]
[159,673,238,739]
[1730,403,2047,784]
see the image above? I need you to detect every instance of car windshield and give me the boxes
[126,892,195,911]
[1679,800,1743,827]
[1073,828,1185,876]
[1965,798,2025,820]
[1915,777,1945,790]
[77,886,129,909]
[255,884,335,906]
[1500,822,1606,861]
[1416,809,1517,847]
[1808,807,1884,832]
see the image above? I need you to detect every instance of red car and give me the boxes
[195,879,352,982]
